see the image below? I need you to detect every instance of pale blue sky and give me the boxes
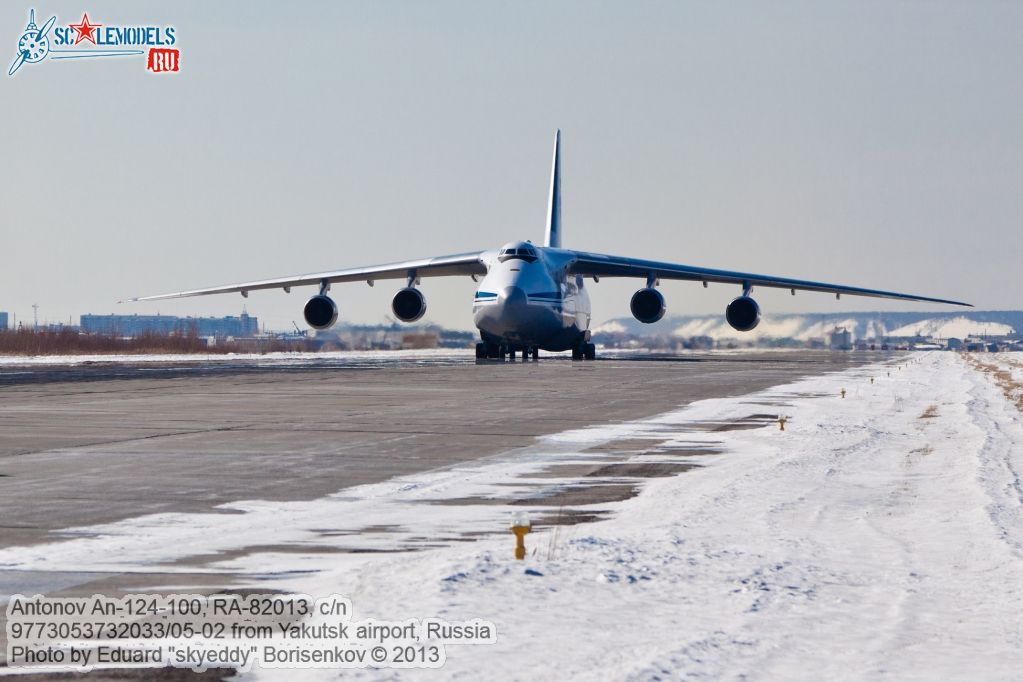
[2,1,1020,330]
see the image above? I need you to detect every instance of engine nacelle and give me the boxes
[630,288,666,324]
[725,296,761,332]
[303,294,339,330]
[392,288,427,323]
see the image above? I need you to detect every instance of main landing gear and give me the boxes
[571,341,596,361]
[476,342,540,361]
[476,340,592,362]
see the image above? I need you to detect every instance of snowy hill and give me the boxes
[593,310,1022,341]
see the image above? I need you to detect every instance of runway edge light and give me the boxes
[510,512,532,561]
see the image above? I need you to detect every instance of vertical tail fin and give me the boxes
[544,129,562,248]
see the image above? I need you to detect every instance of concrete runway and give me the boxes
[0,350,874,552]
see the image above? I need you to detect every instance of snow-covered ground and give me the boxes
[885,316,1014,339]
[670,314,871,341]
[2,353,1022,680]
[593,314,1017,343]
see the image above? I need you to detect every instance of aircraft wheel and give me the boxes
[508,347,516,360]
[584,343,596,360]
[571,346,583,361]
[475,343,487,360]
[532,347,539,360]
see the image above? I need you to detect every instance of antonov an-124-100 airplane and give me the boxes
[131,131,970,360]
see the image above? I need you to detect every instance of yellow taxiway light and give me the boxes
[510,512,532,560]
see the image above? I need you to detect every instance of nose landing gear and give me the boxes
[476,342,501,359]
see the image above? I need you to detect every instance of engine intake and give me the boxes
[630,288,666,324]
[725,296,761,332]
[392,288,427,323]
[303,294,339,330]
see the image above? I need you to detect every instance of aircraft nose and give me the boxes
[499,286,527,308]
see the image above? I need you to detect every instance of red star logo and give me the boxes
[69,12,102,45]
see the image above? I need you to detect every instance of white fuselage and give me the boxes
[472,242,591,352]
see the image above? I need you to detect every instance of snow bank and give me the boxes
[252,354,1021,680]
[886,316,1014,339]
[591,320,628,334]
[671,315,866,341]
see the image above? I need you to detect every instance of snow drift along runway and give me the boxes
[257,352,1021,681]
[2,353,1021,680]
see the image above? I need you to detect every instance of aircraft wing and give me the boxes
[561,249,971,306]
[127,251,488,302]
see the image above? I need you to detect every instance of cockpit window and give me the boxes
[498,246,537,263]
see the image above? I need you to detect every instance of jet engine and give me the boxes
[725,295,761,332]
[303,294,339,330]
[630,288,666,324]
[392,288,427,323]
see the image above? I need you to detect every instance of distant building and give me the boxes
[829,327,852,351]
[80,311,258,337]
[0,312,7,330]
